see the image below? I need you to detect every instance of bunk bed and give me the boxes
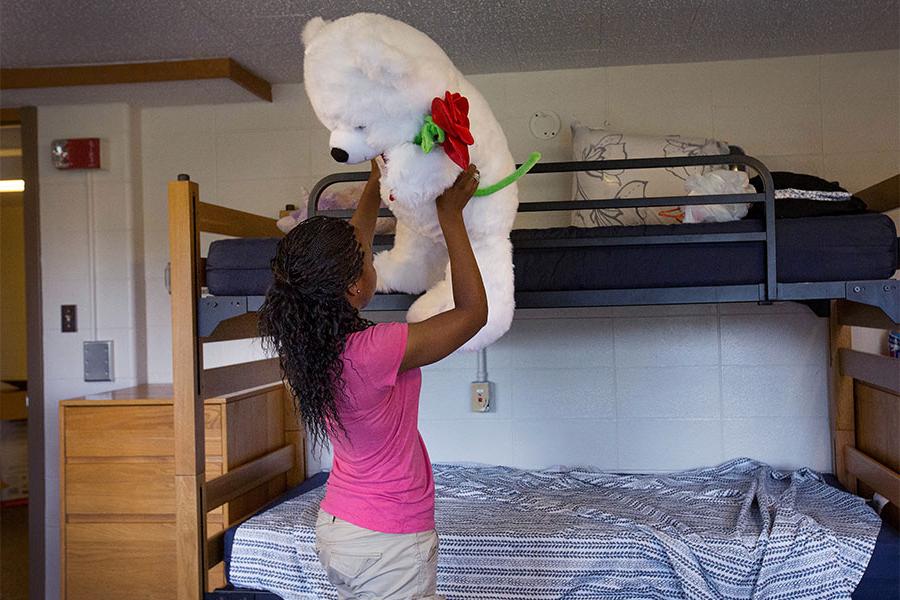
[198,153,899,333]
[166,153,900,600]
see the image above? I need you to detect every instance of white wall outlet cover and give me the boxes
[471,381,492,412]
[529,111,561,140]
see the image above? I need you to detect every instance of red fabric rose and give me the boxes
[431,91,474,170]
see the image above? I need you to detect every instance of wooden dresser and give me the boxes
[59,383,305,599]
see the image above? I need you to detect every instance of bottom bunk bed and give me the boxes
[209,462,899,600]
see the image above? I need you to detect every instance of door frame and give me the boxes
[3,106,45,600]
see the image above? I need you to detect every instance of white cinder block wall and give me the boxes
[37,103,145,600]
[412,301,833,473]
[138,50,898,477]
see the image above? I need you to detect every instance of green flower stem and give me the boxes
[473,152,542,197]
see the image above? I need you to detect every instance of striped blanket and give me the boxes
[228,459,880,599]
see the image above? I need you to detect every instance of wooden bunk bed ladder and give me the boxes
[169,177,207,599]
[169,175,302,600]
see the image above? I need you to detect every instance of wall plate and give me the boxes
[471,381,492,412]
[529,110,561,140]
[84,340,114,382]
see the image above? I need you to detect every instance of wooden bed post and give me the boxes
[169,177,207,599]
[829,301,857,493]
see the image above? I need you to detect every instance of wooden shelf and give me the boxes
[855,174,899,214]
[0,58,272,102]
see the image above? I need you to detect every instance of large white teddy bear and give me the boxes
[302,13,521,351]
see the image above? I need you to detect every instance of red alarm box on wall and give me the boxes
[51,138,102,169]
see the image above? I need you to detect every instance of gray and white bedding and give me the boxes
[228,459,880,599]
[774,189,853,202]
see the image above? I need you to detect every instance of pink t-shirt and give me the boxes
[320,322,435,534]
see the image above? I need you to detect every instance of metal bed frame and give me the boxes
[196,151,899,338]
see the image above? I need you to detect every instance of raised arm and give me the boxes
[349,157,383,250]
[400,165,488,371]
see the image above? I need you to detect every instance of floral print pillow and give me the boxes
[571,123,730,227]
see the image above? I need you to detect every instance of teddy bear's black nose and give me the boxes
[330,147,349,163]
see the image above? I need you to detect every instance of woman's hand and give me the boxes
[436,164,479,215]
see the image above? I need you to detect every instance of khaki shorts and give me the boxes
[315,509,445,600]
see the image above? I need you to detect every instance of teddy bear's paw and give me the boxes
[373,251,403,293]
[458,289,515,351]
[407,283,454,323]
[374,250,438,294]
[459,314,513,351]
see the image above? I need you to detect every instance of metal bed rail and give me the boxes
[307,152,779,300]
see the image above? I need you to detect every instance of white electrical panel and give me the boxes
[84,340,114,382]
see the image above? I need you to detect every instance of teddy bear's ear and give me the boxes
[302,17,329,47]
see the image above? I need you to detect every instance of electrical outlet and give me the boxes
[471,381,492,412]
[84,340,114,382]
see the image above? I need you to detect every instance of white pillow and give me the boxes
[571,123,731,227]
[276,183,396,235]
[682,170,754,223]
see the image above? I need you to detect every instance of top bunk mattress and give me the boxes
[205,214,899,297]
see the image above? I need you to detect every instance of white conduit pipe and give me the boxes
[86,171,98,340]
[475,348,487,382]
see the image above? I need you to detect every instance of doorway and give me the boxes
[0,106,43,600]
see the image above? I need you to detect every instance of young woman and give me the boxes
[259,159,486,599]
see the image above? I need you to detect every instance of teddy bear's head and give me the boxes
[302,13,458,165]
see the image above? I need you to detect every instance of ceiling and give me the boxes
[2,0,898,86]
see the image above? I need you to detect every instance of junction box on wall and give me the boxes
[471,349,492,412]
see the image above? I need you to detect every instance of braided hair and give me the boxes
[258,216,372,451]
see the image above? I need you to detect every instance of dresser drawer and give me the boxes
[66,462,174,516]
[66,522,175,600]
[65,460,226,517]
[65,405,223,458]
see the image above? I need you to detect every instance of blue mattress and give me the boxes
[205,214,899,297]
[218,471,899,600]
